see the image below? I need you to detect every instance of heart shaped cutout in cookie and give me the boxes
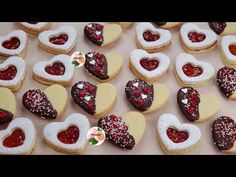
[22,84,68,119]
[16,22,52,35]
[157,113,201,154]
[0,118,36,155]
[0,56,26,91]
[180,23,217,53]
[0,87,16,125]
[0,30,27,59]
[98,111,146,150]
[33,54,74,86]
[136,23,172,53]
[175,53,214,87]
[212,116,236,152]
[130,49,170,82]
[125,78,169,113]
[221,36,236,67]
[177,87,219,122]
[71,81,117,118]
[85,51,123,82]
[38,25,76,54]
[43,113,90,154]
[84,23,122,46]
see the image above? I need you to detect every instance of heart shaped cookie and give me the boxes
[71,81,117,118]
[125,78,169,113]
[212,116,236,152]
[177,87,219,122]
[0,56,26,91]
[136,23,172,53]
[0,30,27,59]
[84,51,123,82]
[157,113,201,154]
[180,23,217,53]
[0,87,16,125]
[43,113,90,154]
[16,22,52,35]
[38,25,76,54]
[84,23,122,46]
[175,53,215,87]
[153,22,181,29]
[33,54,74,86]
[0,118,36,155]
[118,22,133,29]
[129,49,170,82]
[98,111,146,150]
[22,84,68,119]
[209,22,236,35]
[220,35,236,67]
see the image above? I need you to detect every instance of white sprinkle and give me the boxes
[89,60,96,65]
[77,84,84,89]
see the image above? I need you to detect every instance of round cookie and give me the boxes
[153,22,181,29]
[0,30,28,59]
[125,78,169,113]
[38,25,77,55]
[22,84,68,119]
[84,51,123,82]
[136,23,172,53]
[43,113,90,154]
[0,117,36,155]
[177,87,220,122]
[33,54,74,86]
[129,49,170,82]
[209,22,236,35]
[156,113,201,154]
[15,22,52,35]
[180,23,217,54]
[98,111,146,150]
[84,23,122,46]
[220,35,236,67]
[71,81,117,119]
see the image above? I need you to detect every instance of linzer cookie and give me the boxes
[84,23,122,46]
[177,87,219,122]
[153,22,181,29]
[84,51,123,82]
[136,23,172,53]
[0,30,28,59]
[0,118,36,155]
[98,112,146,150]
[22,84,68,119]
[71,81,117,118]
[220,35,236,67]
[125,78,169,113]
[212,116,236,152]
[38,25,76,54]
[16,22,52,35]
[216,66,236,99]
[180,23,217,54]
[209,22,236,35]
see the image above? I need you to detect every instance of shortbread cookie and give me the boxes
[129,49,170,82]
[209,22,236,35]
[71,81,116,119]
[175,53,215,87]
[22,84,68,119]
[216,66,236,99]
[38,25,76,54]
[16,22,52,35]
[43,113,90,154]
[136,23,172,53]
[180,23,217,54]
[0,87,16,125]
[118,22,133,29]
[212,116,236,152]
[0,118,36,155]
[125,78,169,113]
[220,35,236,67]
[33,54,74,86]
[84,23,122,46]
[98,112,145,150]
[153,22,181,29]
[177,87,219,122]
[157,113,201,154]
[84,51,123,82]
[0,30,28,59]
[0,56,26,91]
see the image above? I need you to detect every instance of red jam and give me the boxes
[182,63,203,77]
[0,65,17,80]
[140,58,159,71]
[188,32,206,43]
[167,128,188,143]
[49,34,68,45]
[3,129,25,148]
[2,37,20,50]
[143,31,160,42]
[45,62,65,76]
[57,126,80,144]
[229,44,236,56]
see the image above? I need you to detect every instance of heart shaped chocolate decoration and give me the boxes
[208,22,226,34]
[0,108,13,125]
[84,23,104,46]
